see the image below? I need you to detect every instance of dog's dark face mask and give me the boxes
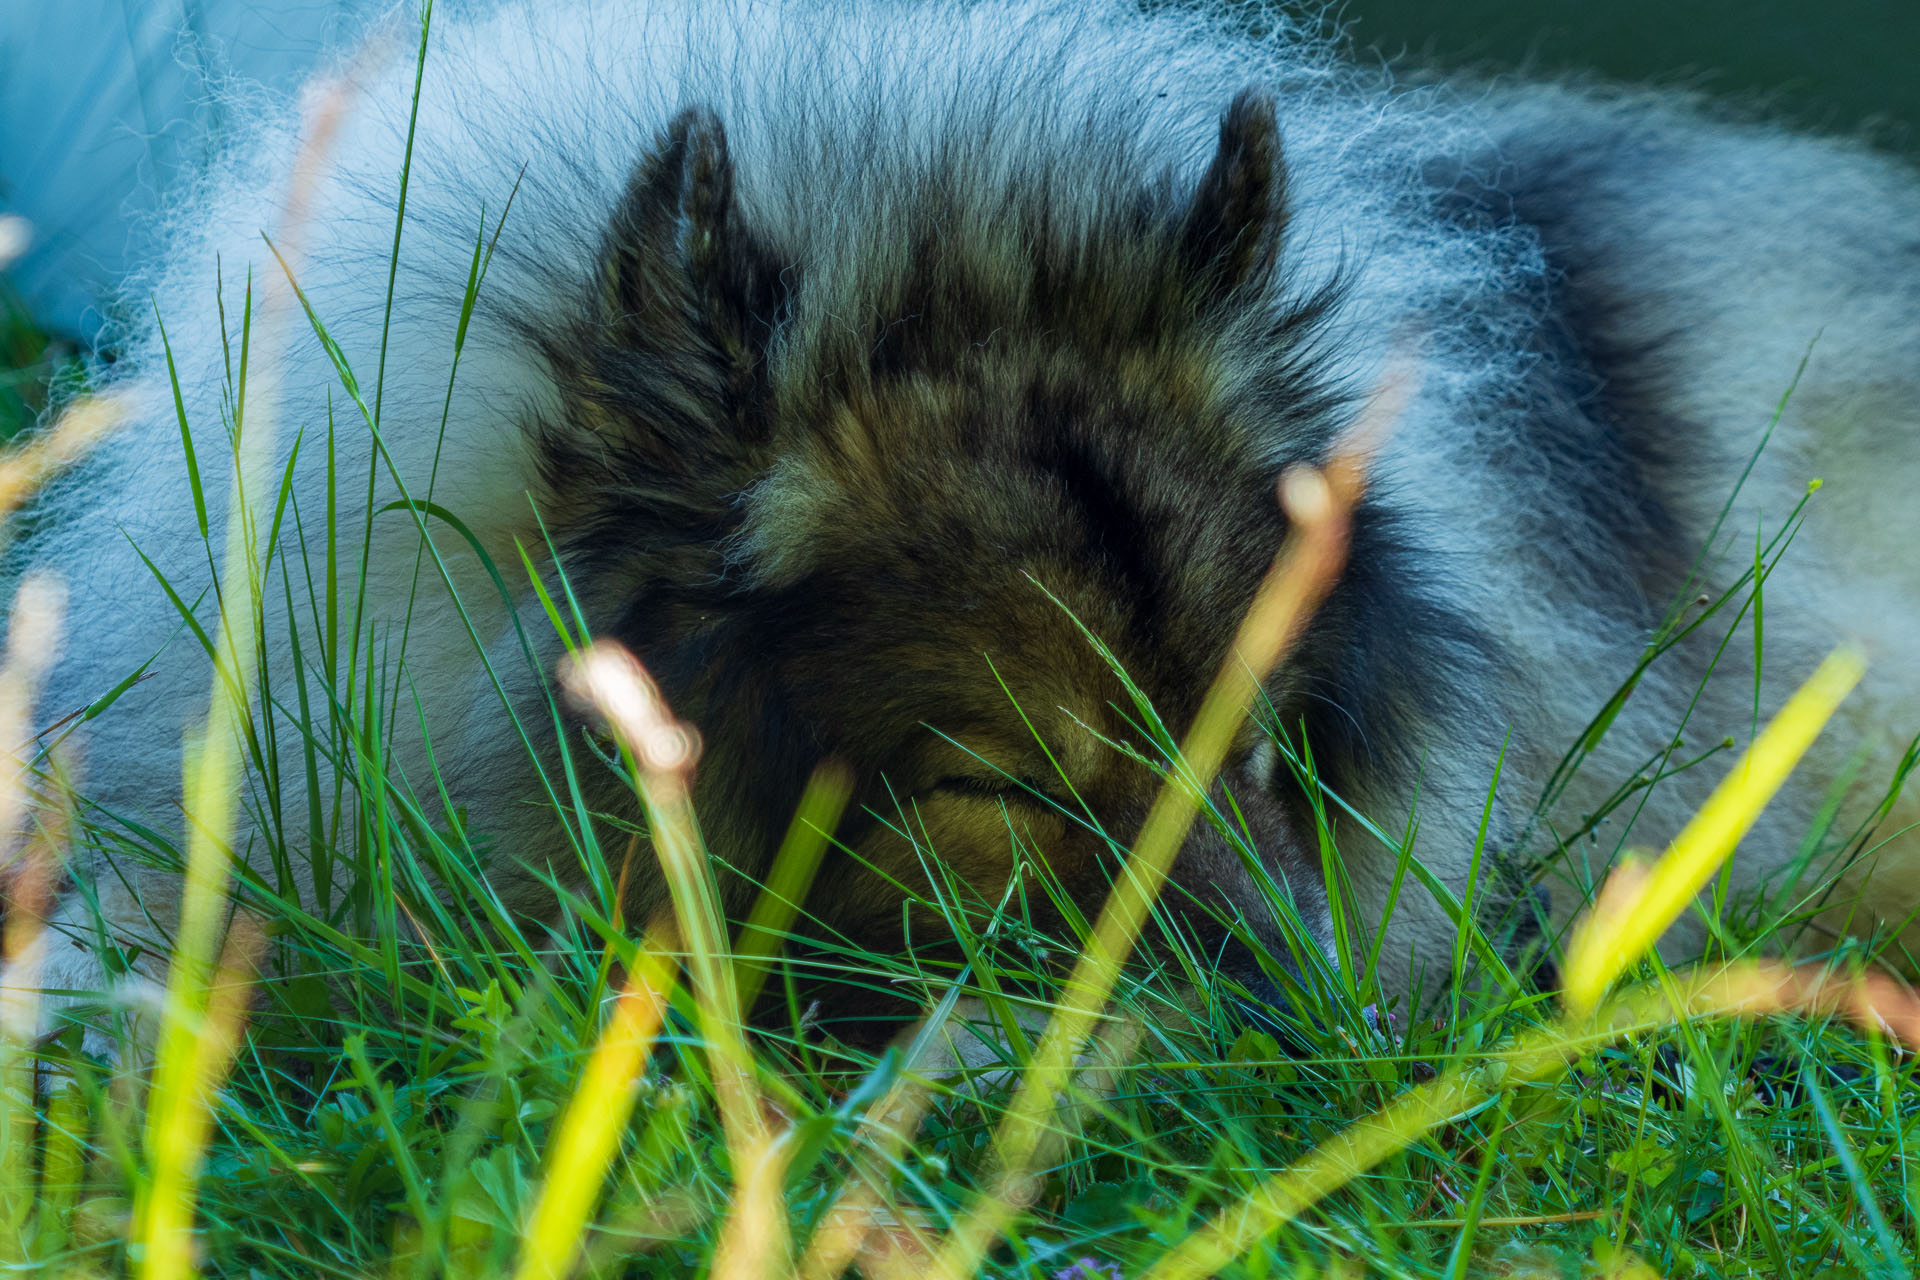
[535,90,1365,1016]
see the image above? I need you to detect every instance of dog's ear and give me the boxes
[1181,88,1285,302]
[600,106,786,425]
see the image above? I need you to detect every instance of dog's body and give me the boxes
[10,0,1920,1033]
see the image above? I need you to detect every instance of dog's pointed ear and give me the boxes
[1181,89,1285,301]
[600,106,785,412]
[604,106,740,311]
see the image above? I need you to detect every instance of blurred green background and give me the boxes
[1341,0,1918,150]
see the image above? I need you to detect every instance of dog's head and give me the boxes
[534,91,1420,1005]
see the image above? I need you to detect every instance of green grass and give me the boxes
[4,18,1920,1276]
[3,589,1912,1280]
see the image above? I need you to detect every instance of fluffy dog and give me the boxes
[9,0,1919,1040]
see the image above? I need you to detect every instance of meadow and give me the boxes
[2,17,1919,1278]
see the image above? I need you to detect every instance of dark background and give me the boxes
[1338,0,1918,151]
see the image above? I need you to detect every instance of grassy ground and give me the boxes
[3,36,1919,1280]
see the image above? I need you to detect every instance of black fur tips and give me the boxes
[1183,88,1285,301]
[664,106,737,302]
[580,103,785,459]
[601,105,733,321]
[600,104,765,339]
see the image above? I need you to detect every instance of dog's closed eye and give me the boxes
[933,775,1072,809]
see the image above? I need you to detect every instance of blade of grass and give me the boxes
[562,645,791,1280]
[1144,958,1920,1280]
[735,762,854,1018]
[134,71,353,1280]
[512,940,677,1280]
[934,443,1375,1280]
[1562,647,1864,1016]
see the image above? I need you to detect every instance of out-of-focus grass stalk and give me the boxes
[0,216,28,271]
[1143,647,1872,1280]
[133,74,352,1280]
[0,835,53,1264]
[513,939,676,1280]
[0,577,64,1264]
[0,577,62,864]
[1561,647,1864,1015]
[933,399,1388,1279]
[0,395,127,527]
[563,645,790,1280]
[1143,956,1920,1280]
[135,655,255,1280]
[794,1076,933,1280]
[136,917,265,1280]
[734,761,852,1018]
[33,1080,86,1258]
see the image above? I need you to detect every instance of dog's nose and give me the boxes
[1217,956,1383,1051]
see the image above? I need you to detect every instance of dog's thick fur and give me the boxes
[9,0,1920,1034]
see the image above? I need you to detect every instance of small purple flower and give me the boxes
[1050,1259,1126,1280]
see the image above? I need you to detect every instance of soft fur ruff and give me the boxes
[7,0,1919,1042]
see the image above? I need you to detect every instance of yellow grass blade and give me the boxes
[734,761,853,1018]
[0,827,61,1265]
[931,409,1388,1280]
[1561,647,1864,1016]
[513,944,676,1280]
[562,645,790,1280]
[133,345,265,1279]
[1139,629,1882,1280]
[134,74,355,1280]
[0,395,127,527]
[1144,957,1920,1280]
[137,920,266,1280]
